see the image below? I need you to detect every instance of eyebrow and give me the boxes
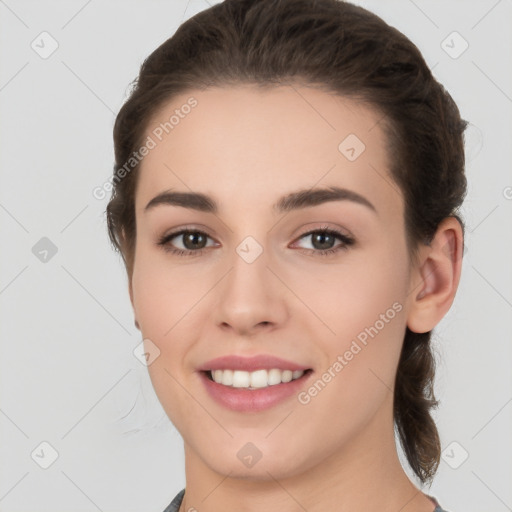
[144,186,377,215]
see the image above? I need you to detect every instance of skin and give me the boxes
[127,84,463,512]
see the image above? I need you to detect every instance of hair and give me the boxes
[106,0,468,485]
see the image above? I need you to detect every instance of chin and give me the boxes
[196,441,312,481]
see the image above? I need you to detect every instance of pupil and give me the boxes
[184,232,205,250]
[313,232,333,250]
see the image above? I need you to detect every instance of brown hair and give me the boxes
[106,0,467,484]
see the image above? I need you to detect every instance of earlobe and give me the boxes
[406,217,464,334]
[128,278,134,308]
[128,278,140,331]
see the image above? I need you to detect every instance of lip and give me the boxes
[198,369,314,412]
[198,354,310,372]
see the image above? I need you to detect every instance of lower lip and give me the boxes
[198,370,313,412]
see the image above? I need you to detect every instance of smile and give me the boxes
[208,368,306,389]
[199,368,314,412]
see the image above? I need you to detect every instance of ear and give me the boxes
[406,216,464,334]
[121,227,140,331]
[128,275,140,331]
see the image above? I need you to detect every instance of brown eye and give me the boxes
[181,231,208,250]
[157,229,216,255]
[294,228,355,257]
[309,231,337,250]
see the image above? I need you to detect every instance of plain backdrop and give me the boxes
[0,1,511,511]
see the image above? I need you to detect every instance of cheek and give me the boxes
[131,248,205,336]
[297,245,409,399]
[294,286,407,453]
[290,246,408,343]
[131,255,204,429]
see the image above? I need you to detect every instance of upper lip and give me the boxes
[198,355,311,372]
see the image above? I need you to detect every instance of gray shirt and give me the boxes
[162,489,450,511]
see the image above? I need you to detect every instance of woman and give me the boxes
[106,0,467,510]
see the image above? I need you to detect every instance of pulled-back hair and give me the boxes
[106,0,467,484]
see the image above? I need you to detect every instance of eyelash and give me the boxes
[157,225,355,258]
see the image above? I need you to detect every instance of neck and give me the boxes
[178,394,436,512]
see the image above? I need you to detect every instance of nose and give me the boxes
[213,242,289,336]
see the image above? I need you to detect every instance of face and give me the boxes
[129,84,416,479]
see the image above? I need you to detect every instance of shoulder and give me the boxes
[162,488,185,512]
[432,500,452,512]
[162,490,453,512]
[427,494,452,512]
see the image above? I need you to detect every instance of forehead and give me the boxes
[135,84,401,220]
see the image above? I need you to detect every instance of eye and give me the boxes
[157,229,217,256]
[157,225,355,258]
[292,226,355,257]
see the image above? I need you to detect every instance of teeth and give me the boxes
[210,368,305,388]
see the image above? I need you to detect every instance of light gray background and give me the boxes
[0,1,511,511]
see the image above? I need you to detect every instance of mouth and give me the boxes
[197,354,314,412]
[202,368,313,389]
[198,368,314,412]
